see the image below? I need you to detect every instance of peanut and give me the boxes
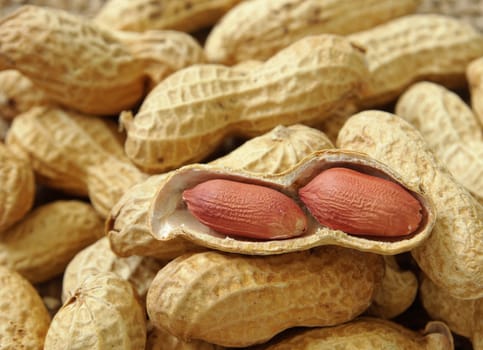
[0,0,107,18]
[146,246,384,347]
[417,0,483,32]
[299,167,422,236]
[0,70,52,120]
[147,326,223,350]
[94,0,244,32]
[337,110,483,299]
[0,200,103,283]
[108,124,335,260]
[62,237,163,306]
[348,14,483,107]
[259,317,453,350]
[44,272,147,350]
[183,179,307,240]
[205,0,421,64]
[0,266,51,350]
[0,141,35,233]
[148,150,434,256]
[121,34,368,172]
[467,56,483,126]
[420,274,482,349]
[367,256,418,319]
[6,106,147,217]
[395,81,483,204]
[0,6,205,115]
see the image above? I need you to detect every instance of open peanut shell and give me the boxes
[148,149,436,255]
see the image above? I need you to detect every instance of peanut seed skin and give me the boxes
[299,167,422,236]
[183,179,307,240]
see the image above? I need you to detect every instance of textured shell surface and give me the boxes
[0,5,146,115]
[6,106,127,196]
[395,81,483,203]
[417,0,483,32]
[62,236,163,303]
[348,14,483,107]
[0,266,51,350]
[0,0,107,18]
[467,56,483,125]
[148,149,435,256]
[259,317,453,350]
[205,0,421,64]
[337,110,483,299]
[107,124,335,259]
[94,0,244,32]
[0,200,103,283]
[44,272,147,350]
[0,141,35,233]
[146,246,384,347]
[122,34,368,172]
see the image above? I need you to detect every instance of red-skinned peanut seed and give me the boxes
[182,179,307,240]
[298,167,422,236]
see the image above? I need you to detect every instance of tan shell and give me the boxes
[205,0,421,64]
[44,272,147,350]
[112,29,206,90]
[147,326,223,350]
[148,149,435,256]
[147,246,384,347]
[0,5,146,115]
[417,0,483,32]
[0,117,8,140]
[396,81,483,203]
[0,200,103,283]
[121,34,368,172]
[94,0,244,32]
[467,56,483,126]
[107,124,335,259]
[313,102,359,144]
[337,110,483,299]
[6,106,127,196]
[367,255,418,319]
[0,142,35,233]
[0,266,51,350]
[0,0,107,19]
[348,14,483,107]
[62,237,163,304]
[0,70,52,120]
[86,157,148,218]
[420,274,482,348]
[259,317,453,350]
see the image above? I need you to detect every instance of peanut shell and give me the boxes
[62,237,163,304]
[44,272,146,350]
[107,124,335,259]
[420,274,482,349]
[0,5,147,115]
[467,56,483,126]
[121,34,368,172]
[259,317,453,350]
[6,106,129,196]
[348,14,483,107]
[147,326,223,350]
[147,246,384,347]
[367,255,418,319]
[205,0,421,64]
[0,70,52,120]
[417,0,483,32]
[337,110,483,299]
[0,200,103,283]
[0,0,107,18]
[0,141,35,233]
[0,266,51,350]
[94,0,244,32]
[148,149,435,256]
[396,81,483,203]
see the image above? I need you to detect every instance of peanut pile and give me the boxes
[0,1,482,350]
